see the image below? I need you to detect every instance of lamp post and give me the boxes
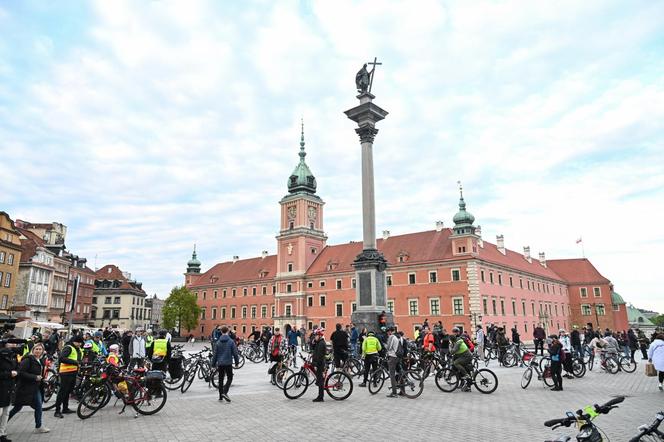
[469,313,483,329]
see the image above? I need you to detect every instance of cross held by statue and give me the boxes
[368,57,381,93]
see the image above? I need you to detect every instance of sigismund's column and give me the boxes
[345,60,391,333]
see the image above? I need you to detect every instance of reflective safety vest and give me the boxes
[153,339,168,357]
[91,341,101,354]
[17,344,30,362]
[146,335,154,349]
[454,339,469,355]
[362,336,382,355]
[106,353,120,366]
[59,345,81,374]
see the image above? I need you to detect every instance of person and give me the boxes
[286,327,299,367]
[450,327,473,391]
[422,318,429,330]
[260,327,272,363]
[413,326,421,345]
[330,324,349,369]
[378,311,387,329]
[475,325,485,362]
[627,329,639,363]
[548,335,563,391]
[106,344,121,367]
[603,331,620,367]
[588,333,607,366]
[42,330,57,357]
[268,328,286,384]
[145,330,154,359]
[129,329,147,369]
[121,330,133,365]
[151,331,171,372]
[533,324,546,356]
[0,337,20,442]
[422,328,435,353]
[211,325,222,344]
[349,324,359,358]
[570,326,582,357]
[54,335,83,418]
[91,332,107,356]
[359,331,381,387]
[558,330,573,379]
[247,329,260,343]
[213,326,239,402]
[439,329,451,362]
[311,328,327,402]
[165,330,172,342]
[8,343,48,433]
[385,327,400,398]
[298,325,307,351]
[358,327,368,350]
[496,328,508,365]
[637,329,650,360]
[646,333,664,391]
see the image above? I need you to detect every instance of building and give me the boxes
[14,229,55,321]
[91,264,150,330]
[188,131,630,338]
[65,255,96,327]
[145,294,164,330]
[0,212,22,317]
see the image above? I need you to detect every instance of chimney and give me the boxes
[382,230,390,240]
[496,235,505,255]
[435,221,444,232]
[538,252,546,267]
[261,250,268,258]
[232,255,239,263]
[523,246,531,263]
[476,225,483,248]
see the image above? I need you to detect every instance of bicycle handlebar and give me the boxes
[545,396,626,429]
[544,418,571,428]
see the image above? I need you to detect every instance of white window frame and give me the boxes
[336,279,342,290]
[580,287,588,298]
[351,302,357,313]
[387,300,394,314]
[581,304,591,316]
[429,271,437,283]
[593,287,601,297]
[284,304,292,317]
[451,268,461,282]
[429,297,440,315]
[335,302,343,317]
[408,299,418,316]
[319,294,326,307]
[408,272,416,285]
[452,297,464,315]
[307,296,313,307]
[319,280,326,287]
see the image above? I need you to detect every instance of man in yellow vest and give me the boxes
[359,331,382,387]
[145,329,154,359]
[54,335,84,418]
[151,330,171,371]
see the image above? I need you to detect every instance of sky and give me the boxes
[1,1,663,312]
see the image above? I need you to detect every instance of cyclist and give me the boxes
[358,331,382,388]
[53,335,84,419]
[311,328,327,403]
[106,344,121,367]
[602,331,619,368]
[450,327,473,392]
[330,324,349,369]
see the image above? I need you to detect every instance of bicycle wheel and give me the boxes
[572,359,586,378]
[275,368,294,389]
[133,383,167,415]
[210,369,219,388]
[401,370,423,399]
[345,358,362,377]
[180,366,197,393]
[163,373,185,391]
[521,367,533,389]
[283,372,309,399]
[434,368,459,393]
[619,357,637,373]
[542,367,555,387]
[605,357,619,374]
[504,353,518,368]
[235,354,245,369]
[588,354,594,371]
[325,371,353,401]
[77,383,110,420]
[42,376,60,411]
[539,356,551,372]
[473,368,498,394]
[368,369,385,395]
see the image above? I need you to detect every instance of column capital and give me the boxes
[355,126,379,144]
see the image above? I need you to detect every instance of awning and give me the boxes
[15,321,65,330]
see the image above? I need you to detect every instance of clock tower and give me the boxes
[274,122,327,329]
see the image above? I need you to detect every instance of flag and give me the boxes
[576,237,582,244]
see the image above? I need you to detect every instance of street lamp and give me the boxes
[468,313,483,329]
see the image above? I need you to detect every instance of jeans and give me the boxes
[0,405,9,436]
[55,372,77,412]
[9,390,43,428]
[551,360,563,389]
[388,356,398,394]
[217,365,233,396]
[350,342,358,357]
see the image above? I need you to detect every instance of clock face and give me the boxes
[308,206,317,220]
[287,206,296,220]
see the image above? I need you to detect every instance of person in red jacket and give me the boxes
[422,328,436,353]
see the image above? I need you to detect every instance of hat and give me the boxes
[71,335,84,343]
[314,328,325,336]
[109,344,119,352]
[94,331,102,338]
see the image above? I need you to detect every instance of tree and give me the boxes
[651,315,664,327]
[162,286,201,336]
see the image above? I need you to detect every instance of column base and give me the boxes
[351,310,393,335]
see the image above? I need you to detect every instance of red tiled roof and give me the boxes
[478,241,564,281]
[547,258,610,284]
[307,229,454,275]
[95,264,146,293]
[189,255,277,288]
[17,227,44,263]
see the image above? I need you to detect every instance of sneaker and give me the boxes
[658,383,663,391]
[53,412,63,419]
[358,383,366,387]
[218,397,224,401]
[386,393,398,398]
[34,427,50,434]
[222,394,231,403]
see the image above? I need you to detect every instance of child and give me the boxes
[107,344,121,367]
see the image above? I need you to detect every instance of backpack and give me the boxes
[395,338,405,358]
[463,336,475,352]
[271,335,282,357]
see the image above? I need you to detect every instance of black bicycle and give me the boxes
[544,396,625,442]
[434,361,498,394]
[629,410,664,441]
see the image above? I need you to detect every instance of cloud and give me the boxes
[1,0,663,313]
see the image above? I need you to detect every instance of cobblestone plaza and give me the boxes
[6,344,662,441]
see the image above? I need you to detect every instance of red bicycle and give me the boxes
[283,355,353,400]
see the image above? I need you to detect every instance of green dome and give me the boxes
[611,291,625,305]
[186,246,201,274]
[453,190,475,226]
[287,122,317,194]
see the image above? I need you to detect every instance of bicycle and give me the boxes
[435,360,498,394]
[629,410,664,441]
[543,396,625,441]
[180,348,217,393]
[521,355,554,389]
[283,356,353,401]
[367,360,423,399]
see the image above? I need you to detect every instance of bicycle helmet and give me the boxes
[451,327,460,333]
[83,342,93,350]
[109,344,119,352]
[314,328,325,336]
